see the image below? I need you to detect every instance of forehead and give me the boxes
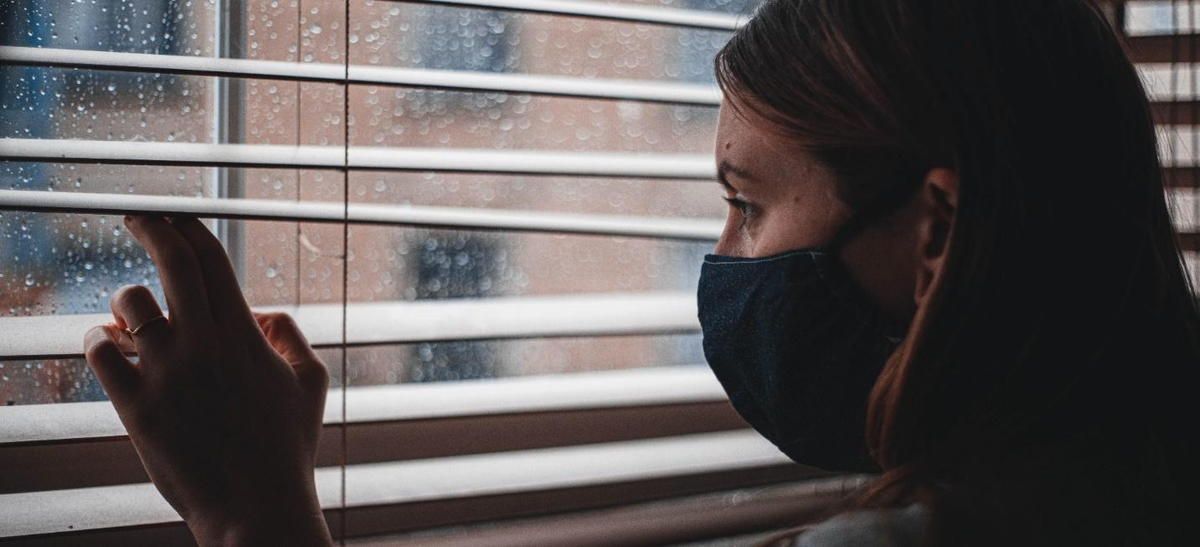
[716,103,758,154]
[715,102,808,180]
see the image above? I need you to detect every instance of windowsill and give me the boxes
[0,366,722,444]
[1,368,807,541]
[0,430,820,540]
[0,367,756,494]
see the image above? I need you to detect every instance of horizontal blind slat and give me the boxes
[0,431,796,538]
[0,46,722,106]
[324,430,787,508]
[0,189,723,240]
[1164,167,1200,187]
[0,138,718,179]
[1152,100,1200,124]
[396,0,746,30]
[0,367,724,445]
[0,291,700,360]
[1127,34,1200,63]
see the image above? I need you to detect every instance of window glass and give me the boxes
[603,0,759,14]
[349,335,704,385]
[349,89,717,152]
[351,1,749,83]
[0,0,753,405]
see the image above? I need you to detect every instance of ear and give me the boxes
[914,168,958,307]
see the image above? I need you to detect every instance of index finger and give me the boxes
[170,217,258,336]
[123,215,215,334]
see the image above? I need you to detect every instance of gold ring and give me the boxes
[126,315,167,337]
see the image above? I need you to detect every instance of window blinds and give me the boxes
[0,0,821,543]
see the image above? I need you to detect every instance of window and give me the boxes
[411,6,514,74]
[1,0,1191,543]
[408,232,504,381]
[0,0,824,542]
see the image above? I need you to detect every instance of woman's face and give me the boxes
[712,103,850,257]
[713,101,931,323]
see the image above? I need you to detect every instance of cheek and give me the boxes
[752,202,843,256]
[714,213,753,257]
[839,226,920,322]
[716,200,845,258]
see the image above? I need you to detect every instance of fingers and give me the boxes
[84,325,141,405]
[123,216,213,333]
[255,313,321,367]
[110,285,171,358]
[170,217,258,335]
[255,313,328,397]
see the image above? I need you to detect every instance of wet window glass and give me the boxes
[351,2,740,84]
[0,0,763,405]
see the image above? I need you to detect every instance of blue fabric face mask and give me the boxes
[697,248,904,471]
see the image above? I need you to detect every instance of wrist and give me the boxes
[188,486,331,547]
[201,513,331,547]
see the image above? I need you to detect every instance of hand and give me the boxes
[83,216,332,547]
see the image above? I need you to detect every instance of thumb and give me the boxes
[84,325,141,406]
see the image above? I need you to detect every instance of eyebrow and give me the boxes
[717,160,754,190]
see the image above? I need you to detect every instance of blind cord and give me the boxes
[295,1,303,310]
[340,0,351,541]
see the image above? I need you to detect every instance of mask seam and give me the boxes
[703,249,826,266]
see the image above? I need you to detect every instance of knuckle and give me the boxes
[275,313,299,330]
[262,312,295,330]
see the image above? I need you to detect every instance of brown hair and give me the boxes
[717,1,1199,545]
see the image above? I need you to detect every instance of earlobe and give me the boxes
[914,168,959,306]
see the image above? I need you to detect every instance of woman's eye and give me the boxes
[722,196,754,217]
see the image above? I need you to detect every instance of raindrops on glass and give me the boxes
[0,0,760,403]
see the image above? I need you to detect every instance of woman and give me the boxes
[84,0,1197,545]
